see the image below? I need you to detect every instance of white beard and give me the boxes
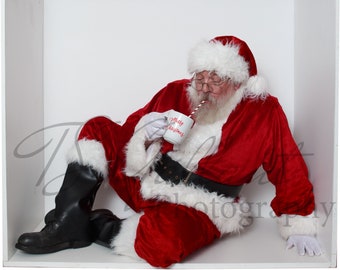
[186,85,245,125]
[168,85,245,172]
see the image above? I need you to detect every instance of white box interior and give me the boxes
[3,0,338,268]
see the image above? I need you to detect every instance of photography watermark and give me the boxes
[13,122,84,189]
[11,121,336,228]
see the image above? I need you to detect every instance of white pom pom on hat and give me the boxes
[188,36,268,98]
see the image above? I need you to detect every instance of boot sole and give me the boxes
[15,240,92,254]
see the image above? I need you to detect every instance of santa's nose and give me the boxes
[201,83,210,93]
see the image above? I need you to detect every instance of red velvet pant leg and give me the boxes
[78,116,157,212]
[135,203,221,268]
[78,116,123,162]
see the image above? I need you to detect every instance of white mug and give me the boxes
[163,110,194,144]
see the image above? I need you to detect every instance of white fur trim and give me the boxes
[277,214,318,240]
[66,139,108,178]
[188,39,249,83]
[245,75,269,99]
[124,115,162,178]
[140,172,252,235]
[111,213,144,262]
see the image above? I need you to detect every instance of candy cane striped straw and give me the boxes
[189,100,207,118]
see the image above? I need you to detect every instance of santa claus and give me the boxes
[16,36,322,268]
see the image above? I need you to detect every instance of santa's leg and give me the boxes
[98,203,221,268]
[15,117,120,254]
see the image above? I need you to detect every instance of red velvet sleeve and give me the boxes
[262,102,315,216]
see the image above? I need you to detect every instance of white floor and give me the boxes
[5,218,332,269]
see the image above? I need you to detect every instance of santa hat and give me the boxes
[188,36,268,98]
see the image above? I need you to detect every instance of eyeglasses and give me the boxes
[191,72,229,91]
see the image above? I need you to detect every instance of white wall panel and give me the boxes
[43,0,295,216]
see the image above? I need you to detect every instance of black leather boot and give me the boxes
[40,208,122,249]
[15,162,104,254]
[89,209,122,248]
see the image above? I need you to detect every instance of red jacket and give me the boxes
[122,79,315,236]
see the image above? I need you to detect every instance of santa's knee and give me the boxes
[110,212,185,268]
[79,116,115,141]
[117,205,220,268]
[134,228,188,268]
[68,116,123,174]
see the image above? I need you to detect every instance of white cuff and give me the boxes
[277,213,318,240]
[111,213,144,262]
[66,139,108,178]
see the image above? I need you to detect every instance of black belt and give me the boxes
[154,154,242,198]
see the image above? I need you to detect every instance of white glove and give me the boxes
[286,235,323,256]
[144,112,168,141]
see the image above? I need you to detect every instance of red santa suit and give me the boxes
[66,36,317,268]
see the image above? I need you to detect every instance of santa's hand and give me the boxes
[144,112,168,141]
[286,235,323,256]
